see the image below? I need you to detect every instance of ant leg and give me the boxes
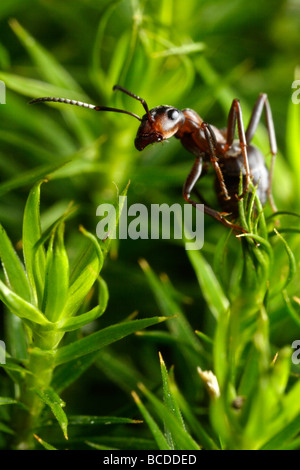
[226,99,251,199]
[245,93,277,212]
[183,156,247,233]
[192,161,210,206]
[200,122,231,201]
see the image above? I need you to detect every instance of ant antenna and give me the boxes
[29,96,142,121]
[113,85,153,122]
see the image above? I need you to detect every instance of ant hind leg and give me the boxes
[245,93,278,212]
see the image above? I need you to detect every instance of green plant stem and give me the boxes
[12,335,56,449]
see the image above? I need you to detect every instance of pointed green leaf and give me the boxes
[0,397,19,405]
[98,181,130,256]
[0,224,31,301]
[4,311,28,361]
[137,383,200,450]
[132,391,171,451]
[91,0,122,94]
[139,259,202,356]
[159,353,185,426]
[0,279,51,326]
[0,360,32,376]
[273,229,297,290]
[152,42,205,58]
[62,227,103,318]
[36,201,78,250]
[42,223,69,322]
[67,415,142,426]
[34,434,57,450]
[169,382,219,450]
[213,307,230,390]
[34,387,68,440]
[159,353,185,449]
[57,277,108,331]
[187,249,229,319]
[57,306,99,332]
[55,316,168,366]
[22,181,46,306]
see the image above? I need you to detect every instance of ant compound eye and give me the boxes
[167,109,180,120]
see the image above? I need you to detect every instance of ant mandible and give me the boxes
[30,85,277,233]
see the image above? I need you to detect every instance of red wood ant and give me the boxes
[30,85,277,233]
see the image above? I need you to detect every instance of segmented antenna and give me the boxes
[29,96,97,108]
[113,85,153,122]
[29,95,142,121]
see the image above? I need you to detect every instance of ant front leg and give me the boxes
[226,99,251,199]
[245,93,278,212]
[183,155,247,233]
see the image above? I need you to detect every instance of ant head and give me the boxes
[29,85,185,151]
[134,106,185,151]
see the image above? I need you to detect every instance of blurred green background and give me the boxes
[0,0,299,448]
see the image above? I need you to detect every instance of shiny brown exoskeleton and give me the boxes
[30,85,277,233]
